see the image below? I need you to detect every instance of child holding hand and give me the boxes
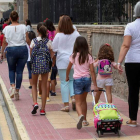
[66,36,98,130]
[94,43,122,104]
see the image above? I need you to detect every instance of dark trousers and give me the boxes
[125,63,140,121]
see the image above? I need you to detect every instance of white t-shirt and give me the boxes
[30,36,52,50]
[124,18,140,63]
[73,25,77,31]
[26,25,33,32]
[52,31,80,69]
[3,24,27,47]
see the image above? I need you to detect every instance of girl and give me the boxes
[94,43,118,104]
[66,36,98,129]
[30,22,53,115]
[27,31,36,89]
[25,19,33,32]
[45,19,57,98]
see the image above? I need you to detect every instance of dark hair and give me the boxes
[26,19,32,26]
[45,19,55,31]
[73,36,91,65]
[58,15,74,34]
[10,11,18,22]
[37,22,47,39]
[98,44,114,62]
[4,18,9,22]
[28,31,36,41]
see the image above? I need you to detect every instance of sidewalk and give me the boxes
[0,61,140,140]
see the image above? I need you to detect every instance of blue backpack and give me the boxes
[31,38,51,74]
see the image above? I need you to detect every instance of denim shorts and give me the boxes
[74,77,91,95]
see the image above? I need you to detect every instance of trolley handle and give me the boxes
[91,89,108,105]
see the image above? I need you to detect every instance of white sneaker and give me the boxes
[46,97,51,102]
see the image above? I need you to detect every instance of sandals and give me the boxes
[9,87,15,98]
[72,99,76,111]
[15,91,19,101]
[60,106,69,112]
[126,120,137,127]
[83,120,89,126]
[77,115,84,129]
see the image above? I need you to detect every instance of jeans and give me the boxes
[74,77,91,95]
[7,46,28,89]
[125,63,140,121]
[58,69,74,103]
[27,61,32,79]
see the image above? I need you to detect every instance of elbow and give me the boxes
[122,44,130,49]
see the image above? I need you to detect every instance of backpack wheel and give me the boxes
[98,130,101,138]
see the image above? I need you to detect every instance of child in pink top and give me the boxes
[66,36,98,130]
[94,44,118,104]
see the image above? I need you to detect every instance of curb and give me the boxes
[0,76,30,140]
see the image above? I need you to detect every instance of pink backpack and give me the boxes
[98,59,112,75]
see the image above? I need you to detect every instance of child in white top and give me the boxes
[94,44,118,104]
[30,22,54,115]
[66,36,98,129]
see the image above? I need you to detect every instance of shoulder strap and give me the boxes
[42,38,49,47]
[33,38,38,46]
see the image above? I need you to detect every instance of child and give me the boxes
[94,43,118,104]
[66,36,98,130]
[27,31,36,89]
[30,22,53,115]
[45,19,57,97]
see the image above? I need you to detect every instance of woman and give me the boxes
[1,11,29,100]
[52,15,80,112]
[25,19,33,32]
[118,1,140,127]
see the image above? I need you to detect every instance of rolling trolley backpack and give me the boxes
[91,90,123,138]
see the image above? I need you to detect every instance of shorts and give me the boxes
[51,67,58,80]
[74,77,91,95]
[97,78,114,88]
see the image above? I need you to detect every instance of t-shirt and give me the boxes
[47,30,55,41]
[124,18,140,63]
[30,36,52,50]
[3,24,27,47]
[52,30,80,69]
[0,34,4,46]
[69,53,94,79]
[2,23,8,29]
[94,60,117,80]
[26,25,33,32]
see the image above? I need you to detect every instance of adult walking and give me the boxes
[52,15,80,112]
[25,19,33,32]
[118,1,140,127]
[1,11,28,100]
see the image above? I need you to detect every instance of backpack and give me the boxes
[31,38,51,74]
[98,59,112,75]
[93,103,123,128]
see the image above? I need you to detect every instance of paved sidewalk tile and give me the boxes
[1,61,140,140]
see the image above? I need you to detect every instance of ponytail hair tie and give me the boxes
[105,43,110,46]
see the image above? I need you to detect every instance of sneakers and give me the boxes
[38,92,42,99]
[50,91,56,96]
[46,97,51,102]
[77,115,84,130]
[40,109,46,115]
[31,103,39,115]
